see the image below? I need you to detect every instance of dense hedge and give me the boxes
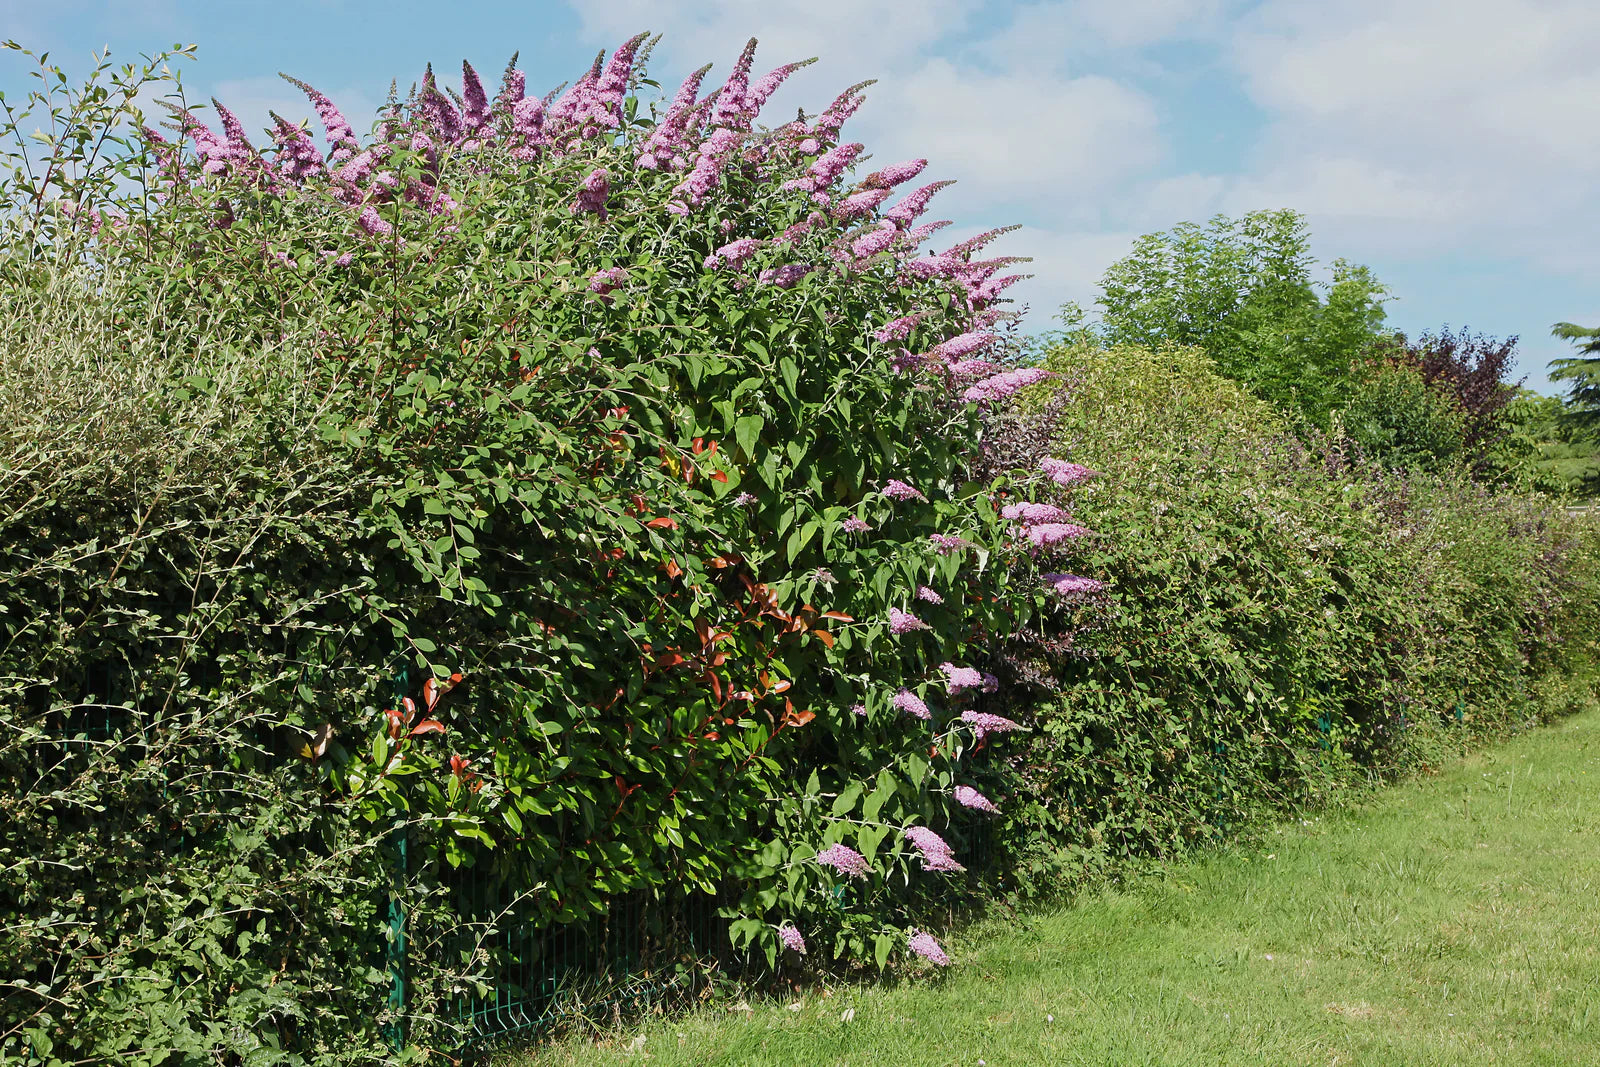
[3,36,1598,1067]
[0,38,1067,1062]
[991,343,1600,890]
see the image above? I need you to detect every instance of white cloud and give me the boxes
[561,1,1165,323]
[1230,0,1600,276]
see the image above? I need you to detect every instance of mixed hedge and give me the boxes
[993,343,1600,889]
[1,34,1596,1067]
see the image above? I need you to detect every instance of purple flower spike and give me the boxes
[588,266,628,296]
[1027,523,1091,548]
[882,479,926,502]
[815,843,871,879]
[836,188,892,220]
[902,826,964,872]
[1001,502,1069,525]
[758,263,813,288]
[954,785,1000,814]
[842,517,872,534]
[1040,458,1097,485]
[271,114,324,182]
[908,929,951,966]
[704,237,763,270]
[873,314,921,343]
[889,608,931,634]
[863,159,927,190]
[960,709,1025,738]
[884,181,956,227]
[850,702,868,717]
[778,923,807,955]
[915,585,942,604]
[928,533,972,555]
[932,332,997,360]
[281,74,359,161]
[851,225,900,260]
[747,57,817,116]
[571,167,610,218]
[1042,573,1105,596]
[939,663,984,694]
[963,367,1056,404]
[893,689,931,721]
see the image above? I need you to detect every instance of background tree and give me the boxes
[1346,328,1522,477]
[1549,321,1600,434]
[1076,209,1391,424]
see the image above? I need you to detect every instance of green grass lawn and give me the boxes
[515,713,1600,1066]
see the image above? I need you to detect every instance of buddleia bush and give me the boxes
[0,34,1098,1060]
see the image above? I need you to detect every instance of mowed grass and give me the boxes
[516,713,1600,1066]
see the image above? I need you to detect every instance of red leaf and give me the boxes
[408,719,447,736]
[711,470,729,483]
[644,517,678,530]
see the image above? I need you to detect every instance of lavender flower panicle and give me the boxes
[841,517,872,534]
[964,367,1056,404]
[902,826,964,871]
[814,843,870,879]
[704,237,762,270]
[888,608,930,634]
[893,689,931,720]
[882,479,926,502]
[953,785,1000,814]
[862,158,927,190]
[1027,522,1091,548]
[1001,502,1069,524]
[939,663,984,694]
[778,923,807,955]
[873,314,921,343]
[884,180,955,227]
[928,533,972,555]
[960,709,1025,737]
[907,929,951,965]
[915,585,943,604]
[1040,458,1097,485]
[1042,573,1105,595]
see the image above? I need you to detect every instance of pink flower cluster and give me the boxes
[939,663,985,694]
[587,266,628,295]
[873,314,921,343]
[893,689,931,720]
[907,929,951,966]
[1042,573,1105,596]
[778,922,807,955]
[903,826,964,872]
[704,237,763,269]
[1040,458,1097,485]
[915,585,943,604]
[960,709,1025,738]
[882,479,926,502]
[889,608,930,634]
[814,843,871,879]
[963,367,1055,404]
[1027,523,1091,548]
[841,517,872,534]
[928,533,972,555]
[1001,502,1068,524]
[571,167,609,218]
[953,785,1000,814]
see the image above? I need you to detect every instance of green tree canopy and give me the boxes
[1072,209,1391,424]
[1549,321,1600,434]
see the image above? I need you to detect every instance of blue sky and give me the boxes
[5,0,1596,392]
